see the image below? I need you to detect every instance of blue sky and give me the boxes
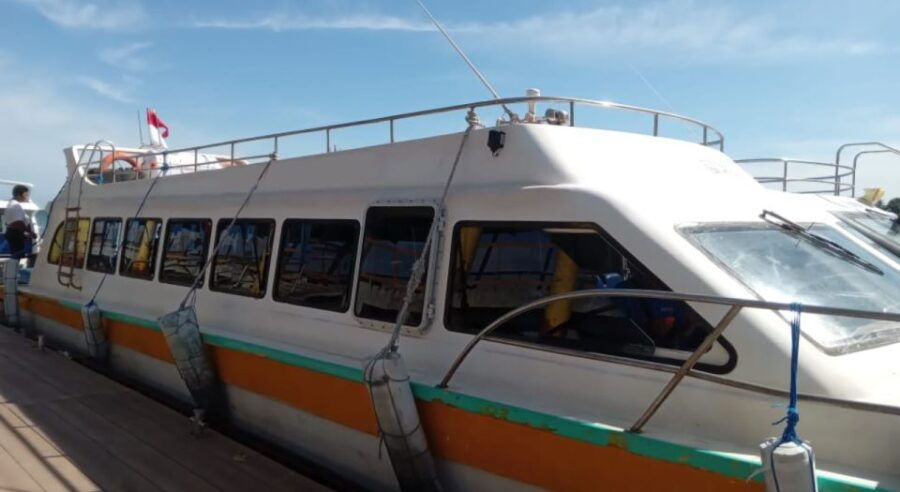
[1,0,899,204]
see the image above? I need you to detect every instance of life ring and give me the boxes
[99,152,158,174]
[100,152,139,173]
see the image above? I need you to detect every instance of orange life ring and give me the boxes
[100,152,139,173]
[99,152,158,174]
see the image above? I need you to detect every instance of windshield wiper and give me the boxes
[760,210,884,275]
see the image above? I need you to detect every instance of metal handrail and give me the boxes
[73,95,725,181]
[835,142,900,197]
[736,158,854,194]
[435,288,900,433]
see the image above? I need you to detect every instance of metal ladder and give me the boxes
[57,141,115,289]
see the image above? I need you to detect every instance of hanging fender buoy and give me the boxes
[80,300,109,361]
[366,351,441,492]
[158,304,222,425]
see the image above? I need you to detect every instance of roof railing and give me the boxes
[73,95,725,183]
[740,141,900,197]
[736,158,854,195]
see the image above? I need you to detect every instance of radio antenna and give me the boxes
[413,0,516,120]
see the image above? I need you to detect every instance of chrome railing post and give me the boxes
[703,126,708,146]
[628,305,742,433]
[569,101,575,127]
[390,119,395,143]
[782,160,789,192]
[326,129,331,153]
[652,113,659,136]
[230,142,235,166]
[194,148,199,173]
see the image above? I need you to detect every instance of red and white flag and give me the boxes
[146,108,170,148]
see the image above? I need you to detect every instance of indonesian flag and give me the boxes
[146,108,170,148]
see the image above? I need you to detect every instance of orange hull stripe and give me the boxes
[20,294,760,491]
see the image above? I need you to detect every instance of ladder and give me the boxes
[57,141,115,289]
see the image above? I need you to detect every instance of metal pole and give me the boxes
[628,305,742,433]
[326,129,331,153]
[390,119,395,143]
[652,113,659,136]
[782,160,788,192]
[194,149,199,173]
[569,101,575,127]
[702,126,708,146]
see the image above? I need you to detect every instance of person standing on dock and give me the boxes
[3,185,35,259]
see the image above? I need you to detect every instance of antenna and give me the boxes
[413,0,516,119]
[137,109,145,146]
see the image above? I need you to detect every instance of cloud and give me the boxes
[99,41,152,71]
[191,13,433,32]
[74,75,133,103]
[190,1,878,63]
[453,0,879,63]
[12,0,145,30]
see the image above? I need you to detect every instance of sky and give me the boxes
[1,0,899,205]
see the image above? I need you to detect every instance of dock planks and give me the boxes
[0,326,329,491]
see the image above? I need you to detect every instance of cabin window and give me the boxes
[274,219,360,312]
[47,218,90,268]
[446,222,734,373]
[86,218,121,273]
[210,219,275,298]
[119,218,162,280]
[355,206,434,326]
[160,219,212,287]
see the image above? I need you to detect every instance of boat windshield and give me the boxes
[835,210,900,259]
[686,222,900,354]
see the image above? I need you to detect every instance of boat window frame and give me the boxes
[86,217,122,274]
[209,218,276,299]
[159,218,213,288]
[443,220,738,374]
[273,218,361,313]
[119,217,163,281]
[46,218,90,269]
[352,202,440,335]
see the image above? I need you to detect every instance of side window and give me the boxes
[86,218,122,273]
[274,219,360,312]
[355,206,434,326]
[446,222,733,372]
[119,218,162,280]
[160,219,212,287]
[210,219,275,298]
[48,218,90,268]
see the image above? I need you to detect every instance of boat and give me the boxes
[4,94,900,491]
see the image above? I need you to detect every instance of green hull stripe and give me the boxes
[35,295,884,491]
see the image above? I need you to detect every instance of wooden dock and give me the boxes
[0,326,328,491]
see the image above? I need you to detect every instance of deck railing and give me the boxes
[736,158,854,195]
[739,141,900,197]
[73,95,725,183]
[436,288,900,432]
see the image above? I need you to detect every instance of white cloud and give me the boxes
[0,69,135,204]
[191,1,878,63]
[191,13,432,32]
[99,41,152,71]
[453,0,879,62]
[74,75,133,103]
[12,0,145,30]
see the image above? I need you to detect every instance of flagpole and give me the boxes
[137,110,145,146]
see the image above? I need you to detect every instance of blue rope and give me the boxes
[770,302,817,492]
[776,302,803,444]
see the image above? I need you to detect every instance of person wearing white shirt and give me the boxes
[3,185,35,258]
